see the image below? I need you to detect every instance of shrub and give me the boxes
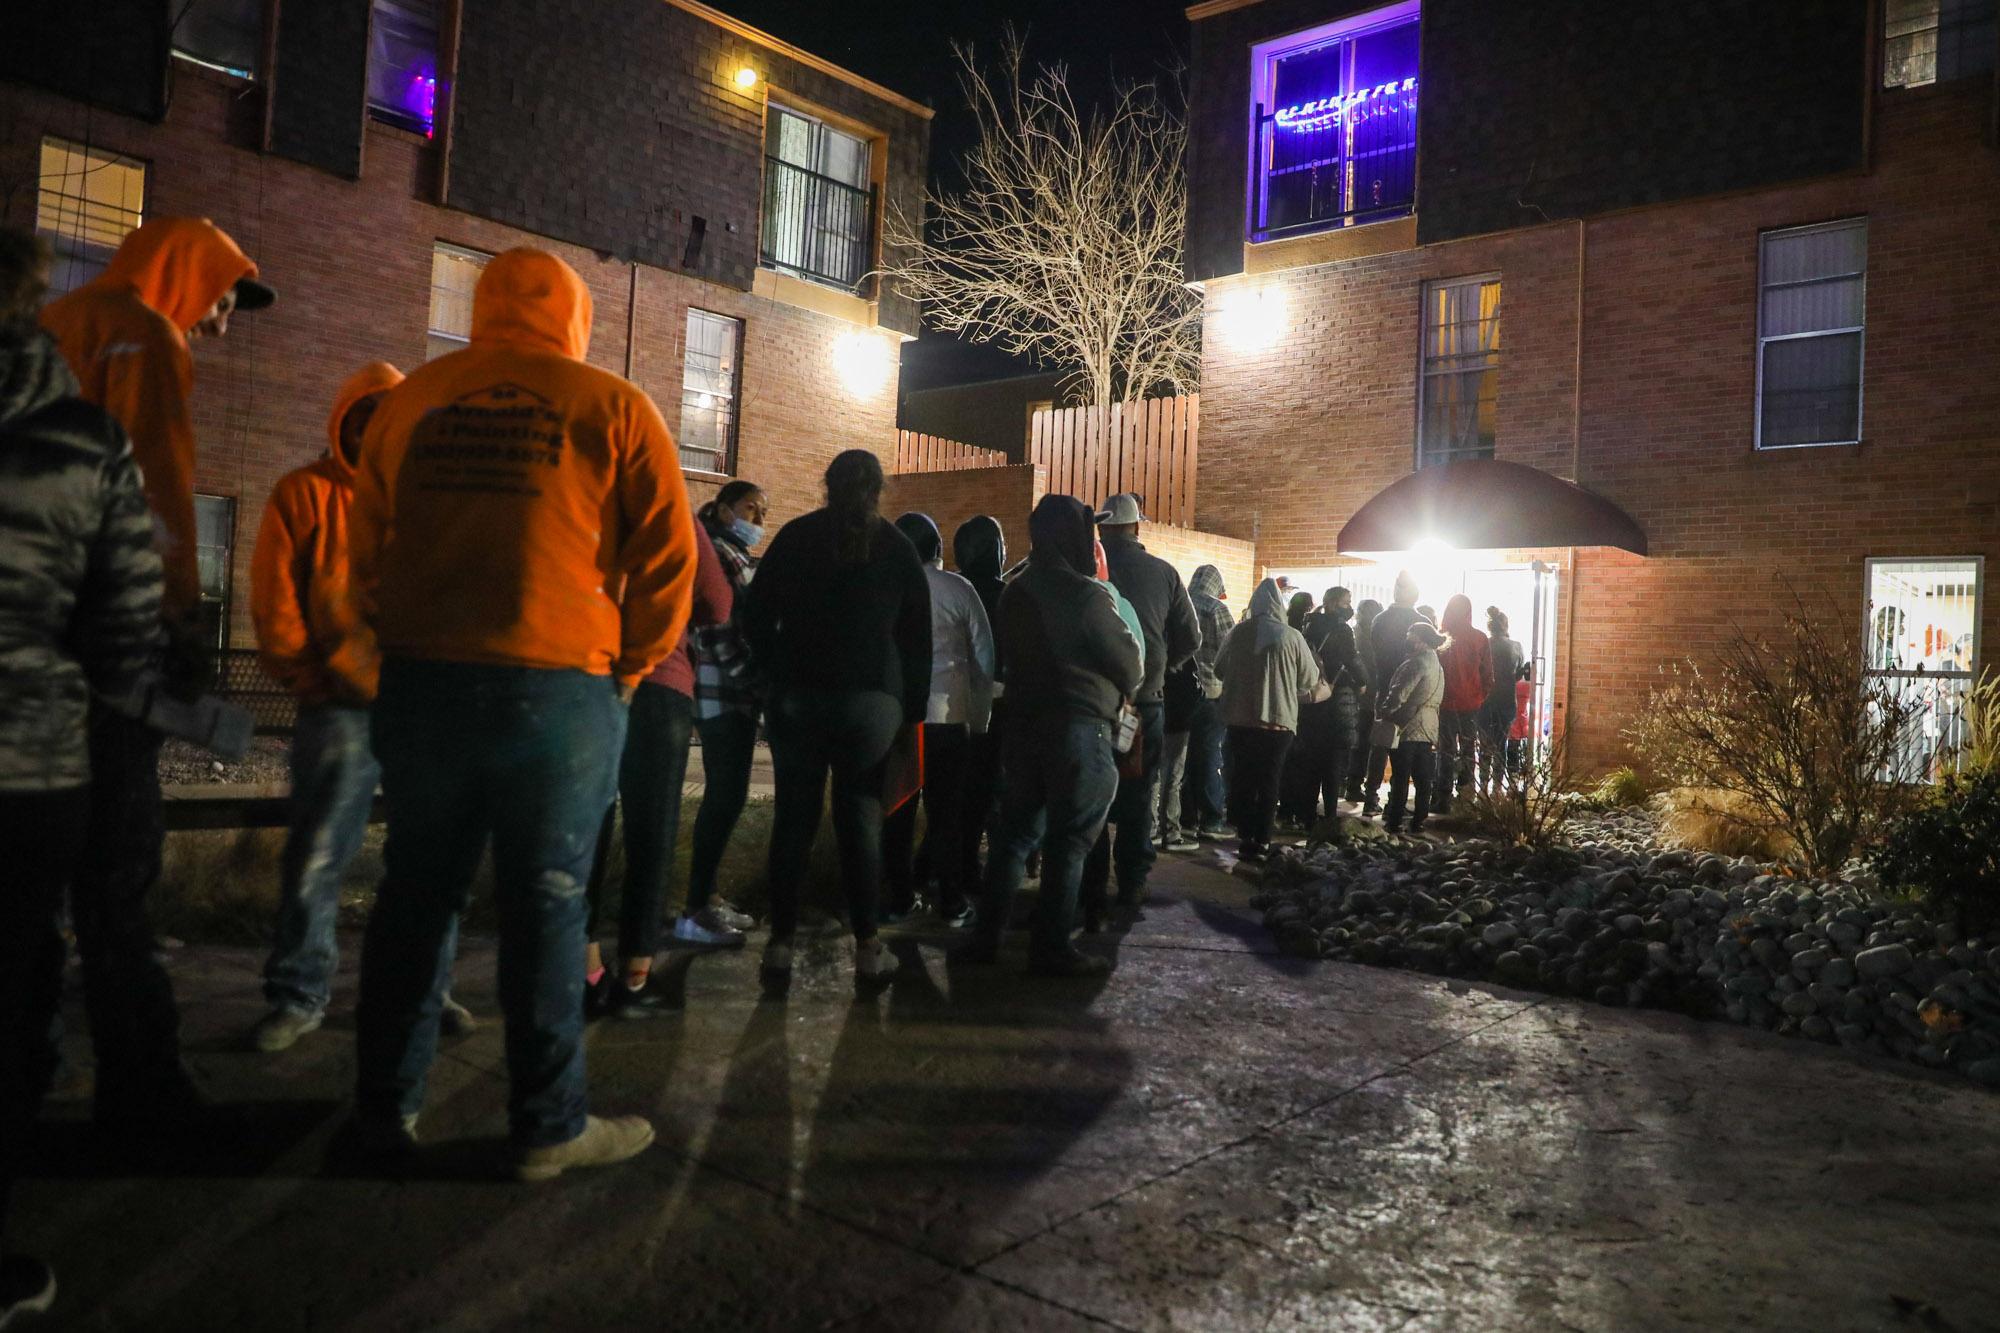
[1869,768,2000,932]
[1626,583,1925,876]
[1573,766,1651,811]
[1653,787,1797,863]
[1451,738,1573,853]
[1953,669,2000,776]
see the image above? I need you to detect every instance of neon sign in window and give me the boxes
[1250,2,1419,241]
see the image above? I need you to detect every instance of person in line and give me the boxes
[583,520,733,1020]
[881,511,994,929]
[246,362,477,1051]
[350,248,698,1181]
[1360,573,1422,818]
[1183,565,1235,840]
[1314,587,1368,823]
[957,496,1141,977]
[1480,608,1526,795]
[1215,579,1327,862]
[1417,604,1439,628]
[1509,663,1536,784]
[1154,656,1201,853]
[1084,493,1199,915]
[952,514,1010,893]
[1380,622,1448,835]
[1347,598,1383,803]
[679,480,767,946]
[1434,595,1491,816]
[1281,589,1335,829]
[40,216,272,1128]
[0,227,163,1333]
[739,450,930,985]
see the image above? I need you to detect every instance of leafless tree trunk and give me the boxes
[879,31,1200,406]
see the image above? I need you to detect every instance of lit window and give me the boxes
[680,310,743,475]
[35,137,146,297]
[368,0,440,137]
[761,106,875,291]
[1417,275,1501,467]
[172,0,262,79]
[194,494,236,649]
[426,242,488,360]
[1757,219,1866,449]
[1883,0,1997,89]
[1866,557,1984,780]
[1249,1,1419,242]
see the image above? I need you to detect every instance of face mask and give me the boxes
[729,518,764,548]
[1333,606,1353,622]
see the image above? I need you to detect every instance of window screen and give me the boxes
[427,243,488,360]
[1757,219,1866,449]
[680,310,743,475]
[1418,275,1502,467]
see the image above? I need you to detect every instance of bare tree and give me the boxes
[880,32,1200,406]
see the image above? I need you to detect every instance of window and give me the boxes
[1757,219,1866,449]
[1884,0,1997,88]
[1250,1,1419,242]
[367,0,440,137]
[35,137,146,297]
[680,310,743,475]
[761,106,874,291]
[426,243,488,360]
[1867,558,1983,780]
[194,494,237,650]
[172,0,262,79]
[1417,275,1502,467]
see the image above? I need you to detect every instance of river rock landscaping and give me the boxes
[1249,809,2000,1087]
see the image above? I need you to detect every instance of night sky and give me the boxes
[724,0,1193,390]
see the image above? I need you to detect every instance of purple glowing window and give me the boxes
[367,0,440,137]
[1250,2,1420,241]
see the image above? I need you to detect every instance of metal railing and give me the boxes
[760,158,876,293]
[1251,96,1417,242]
[215,648,299,736]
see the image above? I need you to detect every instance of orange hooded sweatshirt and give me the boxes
[40,218,260,622]
[250,362,405,706]
[349,249,698,688]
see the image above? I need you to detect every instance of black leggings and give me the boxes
[586,682,693,959]
[687,709,758,914]
[1387,740,1435,830]
[765,689,902,942]
[1225,726,1294,848]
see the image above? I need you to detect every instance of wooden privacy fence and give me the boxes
[1030,395,1200,527]
[893,431,1009,474]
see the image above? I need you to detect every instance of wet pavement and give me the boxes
[17,851,2000,1331]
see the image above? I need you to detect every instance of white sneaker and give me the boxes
[251,1007,324,1053]
[674,913,746,947]
[706,900,755,931]
[856,937,899,983]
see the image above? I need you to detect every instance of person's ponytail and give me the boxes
[823,450,884,565]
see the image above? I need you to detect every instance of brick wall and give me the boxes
[882,465,1045,571]
[2,68,906,647]
[1137,523,1258,614]
[1195,82,2000,773]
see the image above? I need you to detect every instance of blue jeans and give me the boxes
[1083,700,1164,907]
[263,704,382,1015]
[1183,695,1227,830]
[976,716,1118,962]
[356,660,625,1148]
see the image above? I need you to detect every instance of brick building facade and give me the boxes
[2,0,930,647]
[1186,0,2000,773]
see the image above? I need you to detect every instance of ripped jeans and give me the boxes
[356,659,625,1148]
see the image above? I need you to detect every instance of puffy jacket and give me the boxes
[250,362,403,705]
[0,326,163,790]
[1100,533,1199,702]
[350,249,699,687]
[1382,648,1446,746]
[41,218,259,622]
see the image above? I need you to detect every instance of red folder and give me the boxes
[883,723,925,815]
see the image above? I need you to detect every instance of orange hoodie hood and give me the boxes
[324,361,405,484]
[89,217,259,334]
[469,248,593,359]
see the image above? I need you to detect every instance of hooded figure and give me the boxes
[1215,579,1324,728]
[1188,563,1234,702]
[895,511,943,565]
[350,248,698,689]
[952,515,1006,614]
[251,362,404,706]
[42,218,266,621]
[896,511,994,732]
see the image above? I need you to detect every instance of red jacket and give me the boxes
[643,524,730,697]
[1440,625,1492,712]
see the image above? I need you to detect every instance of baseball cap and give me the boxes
[1094,492,1146,525]
[233,276,277,311]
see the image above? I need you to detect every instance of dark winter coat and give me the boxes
[1100,532,1200,703]
[995,497,1142,726]
[0,325,163,791]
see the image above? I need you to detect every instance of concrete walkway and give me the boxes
[18,853,2000,1331]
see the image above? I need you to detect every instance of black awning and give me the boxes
[1337,459,1647,557]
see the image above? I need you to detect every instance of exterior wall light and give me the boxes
[832,331,893,398]
[1210,283,1288,355]
[733,66,760,91]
